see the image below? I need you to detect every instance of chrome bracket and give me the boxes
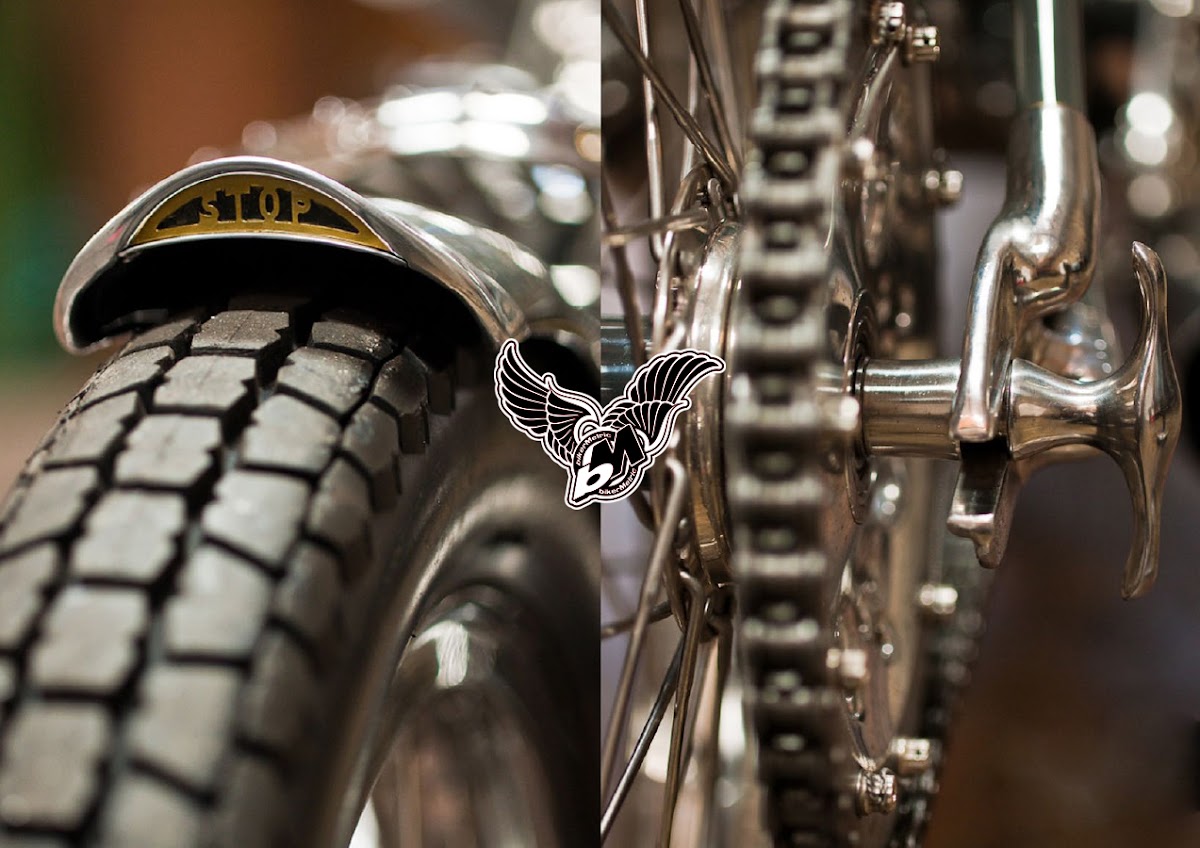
[860,244,1181,598]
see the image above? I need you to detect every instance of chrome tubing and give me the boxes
[950,0,1100,442]
[1013,0,1086,112]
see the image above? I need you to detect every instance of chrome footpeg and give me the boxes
[859,243,1181,597]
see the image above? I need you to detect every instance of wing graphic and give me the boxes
[600,349,725,457]
[494,339,602,469]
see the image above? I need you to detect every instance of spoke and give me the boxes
[600,633,685,842]
[600,457,689,802]
[602,209,709,247]
[658,570,708,847]
[701,0,742,161]
[601,599,672,639]
[600,177,648,368]
[602,0,738,193]
[677,0,741,175]
[650,172,707,351]
[635,0,667,259]
[691,622,732,845]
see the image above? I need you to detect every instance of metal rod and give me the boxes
[602,0,738,192]
[659,570,708,848]
[602,316,649,404]
[677,0,741,175]
[701,0,742,164]
[635,0,667,259]
[600,177,648,368]
[603,209,709,247]
[692,621,731,847]
[600,634,685,842]
[1012,0,1085,111]
[861,358,961,458]
[600,457,689,802]
[601,599,672,639]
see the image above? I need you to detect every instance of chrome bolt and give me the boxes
[917,583,958,620]
[873,2,907,46]
[856,768,899,815]
[905,24,940,63]
[827,647,868,690]
[887,737,936,776]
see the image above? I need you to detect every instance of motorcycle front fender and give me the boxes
[54,156,596,368]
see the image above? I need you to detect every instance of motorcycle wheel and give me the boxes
[0,282,598,847]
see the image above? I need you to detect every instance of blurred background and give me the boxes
[0,0,463,486]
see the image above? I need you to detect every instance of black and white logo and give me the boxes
[494,339,725,509]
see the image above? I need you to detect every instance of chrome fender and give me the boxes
[54,156,596,365]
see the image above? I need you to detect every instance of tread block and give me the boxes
[236,631,316,757]
[275,348,373,419]
[0,467,100,554]
[114,416,223,490]
[310,318,397,364]
[128,665,240,794]
[208,756,285,847]
[371,352,430,453]
[0,545,58,651]
[121,313,201,355]
[190,310,291,359]
[305,460,372,576]
[271,542,340,655]
[30,587,147,696]
[339,403,401,509]
[153,355,257,420]
[44,393,142,469]
[200,470,310,568]
[0,481,28,533]
[98,774,202,848]
[164,546,272,661]
[78,346,176,409]
[71,491,187,585]
[239,394,340,477]
[0,703,111,830]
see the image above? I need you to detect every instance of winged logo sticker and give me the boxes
[494,339,725,508]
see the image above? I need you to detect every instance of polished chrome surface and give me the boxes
[950,103,1099,442]
[599,456,688,804]
[368,598,557,847]
[54,156,596,361]
[856,769,899,816]
[861,359,960,460]
[1007,244,1180,597]
[1012,0,1085,111]
[600,316,646,404]
[860,243,1181,597]
[680,222,738,578]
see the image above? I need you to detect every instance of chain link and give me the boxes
[729,1,893,844]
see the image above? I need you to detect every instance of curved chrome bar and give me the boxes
[54,156,596,363]
[951,0,1098,442]
[950,103,1100,441]
[861,244,1181,599]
